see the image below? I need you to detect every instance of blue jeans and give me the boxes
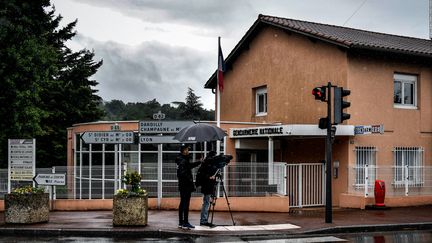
[200,194,212,224]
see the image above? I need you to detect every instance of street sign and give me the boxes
[8,139,35,181]
[81,131,134,144]
[139,121,193,134]
[354,125,384,135]
[33,173,66,186]
[153,111,166,120]
[139,136,179,144]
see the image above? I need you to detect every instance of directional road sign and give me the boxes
[33,173,66,186]
[81,131,134,144]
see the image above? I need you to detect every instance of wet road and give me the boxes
[0,230,431,242]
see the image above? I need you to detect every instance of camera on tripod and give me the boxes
[212,154,233,169]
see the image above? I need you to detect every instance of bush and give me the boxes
[11,185,45,195]
[116,171,147,198]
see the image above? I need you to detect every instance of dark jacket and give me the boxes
[176,154,201,192]
[196,157,218,195]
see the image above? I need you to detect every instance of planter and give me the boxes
[113,195,148,226]
[4,193,49,224]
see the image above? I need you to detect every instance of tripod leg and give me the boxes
[220,181,236,226]
[210,195,217,225]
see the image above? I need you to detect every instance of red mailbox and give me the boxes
[374,180,386,207]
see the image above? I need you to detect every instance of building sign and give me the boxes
[8,139,35,181]
[33,173,66,186]
[139,136,180,144]
[230,125,355,138]
[81,131,134,144]
[231,126,288,138]
[354,125,384,135]
[139,121,193,134]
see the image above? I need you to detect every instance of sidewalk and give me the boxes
[0,206,431,238]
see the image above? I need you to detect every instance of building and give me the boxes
[204,14,432,208]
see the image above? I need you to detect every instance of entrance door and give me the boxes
[286,163,325,208]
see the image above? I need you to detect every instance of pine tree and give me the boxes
[0,1,103,167]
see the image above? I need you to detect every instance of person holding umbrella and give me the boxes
[176,144,202,229]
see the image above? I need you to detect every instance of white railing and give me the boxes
[349,165,432,197]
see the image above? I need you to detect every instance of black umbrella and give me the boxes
[173,123,226,142]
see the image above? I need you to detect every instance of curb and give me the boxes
[0,222,431,239]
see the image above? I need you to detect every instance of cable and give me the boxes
[343,0,368,26]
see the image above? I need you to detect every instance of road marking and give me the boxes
[194,223,300,231]
[247,236,347,242]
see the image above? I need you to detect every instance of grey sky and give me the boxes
[52,0,430,109]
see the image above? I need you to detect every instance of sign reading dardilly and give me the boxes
[139,121,193,134]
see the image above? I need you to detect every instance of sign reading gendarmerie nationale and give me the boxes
[139,121,193,134]
[231,125,355,138]
[8,139,35,181]
[81,131,134,144]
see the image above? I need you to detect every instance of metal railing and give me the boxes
[348,165,432,197]
[0,162,288,200]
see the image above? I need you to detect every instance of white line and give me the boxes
[194,223,300,231]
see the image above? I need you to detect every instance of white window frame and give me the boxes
[354,146,377,189]
[393,147,424,187]
[393,73,417,109]
[255,86,267,116]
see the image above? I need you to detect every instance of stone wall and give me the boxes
[112,195,148,226]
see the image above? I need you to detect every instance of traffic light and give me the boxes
[312,86,326,101]
[334,87,351,124]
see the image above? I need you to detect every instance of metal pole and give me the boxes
[365,164,369,197]
[325,81,332,223]
[268,137,274,184]
[102,144,105,199]
[89,144,92,199]
[157,144,163,209]
[7,139,11,193]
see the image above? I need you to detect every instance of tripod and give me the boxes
[209,171,236,226]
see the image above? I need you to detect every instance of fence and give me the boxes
[286,163,325,208]
[0,162,288,200]
[348,165,432,197]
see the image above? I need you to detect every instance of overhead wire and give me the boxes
[343,0,368,26]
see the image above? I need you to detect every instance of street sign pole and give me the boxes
[325,81,333,224]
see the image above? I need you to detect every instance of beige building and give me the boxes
[205,15,432,208]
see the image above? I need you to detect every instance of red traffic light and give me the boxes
[312,87,326,101]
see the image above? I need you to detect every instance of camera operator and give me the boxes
[196,151,218,227]
[176,144,202,229]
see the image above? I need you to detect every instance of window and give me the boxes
[394,74,417,108]
[393,147,424,187]
[255,86,267,116]
[354,146,377,188]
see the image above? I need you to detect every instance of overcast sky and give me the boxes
[51,0,430,109]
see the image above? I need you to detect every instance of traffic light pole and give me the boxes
[325,82,332,223]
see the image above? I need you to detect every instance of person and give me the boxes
[176,144,202,229]
[196,151,218,227]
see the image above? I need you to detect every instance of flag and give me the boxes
[217,37,225,92]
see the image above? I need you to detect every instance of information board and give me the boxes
[8,139,35,181]
[81,131,134,144]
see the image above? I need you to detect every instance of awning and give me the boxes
[230,124,354,138]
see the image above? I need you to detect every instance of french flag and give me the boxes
[218,37,225,92]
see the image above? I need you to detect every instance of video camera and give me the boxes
[212,154,233,169]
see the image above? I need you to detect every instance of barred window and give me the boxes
[354,146,377,187]
[393,147,424,186]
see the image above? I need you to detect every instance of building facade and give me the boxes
[205,15,432,208]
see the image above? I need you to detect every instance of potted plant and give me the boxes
[4,185,49,224]
[112,171,148,226]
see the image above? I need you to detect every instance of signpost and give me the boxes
[8,139,36,193]
[81,131,134,144]
[139,121,193,134]
[140,136,180,144]
[33,173,66,186]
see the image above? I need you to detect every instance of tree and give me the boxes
[0,1,103,168]
[174,87,204,120]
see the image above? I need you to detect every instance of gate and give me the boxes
[286,163,325,208]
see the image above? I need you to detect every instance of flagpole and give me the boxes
[216,37,221,156]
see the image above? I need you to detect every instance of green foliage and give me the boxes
[101,88,214,121]
[116,171,147,197]
[0,1,103,168]
[11,185,45,195]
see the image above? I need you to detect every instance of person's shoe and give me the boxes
[207,222,217,228]
[182,222,195,229]
[200,222,209,226]
[178,224,183,228]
